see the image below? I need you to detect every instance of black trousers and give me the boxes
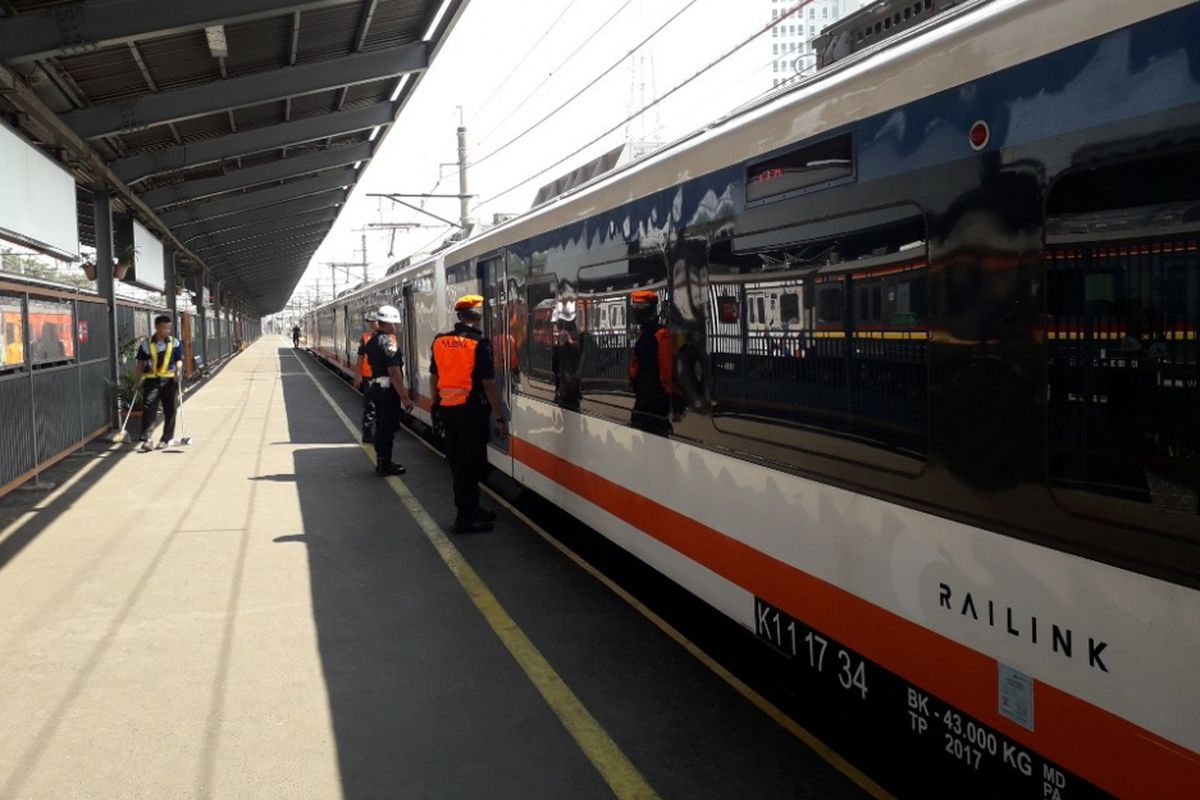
[442,404,490,516]
[140,377,179,442]
[373,384,401,463]
[362,382,377,442]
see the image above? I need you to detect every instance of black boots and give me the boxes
[375,460,406,477]
[452,507,496,533]
[452,517,493,534]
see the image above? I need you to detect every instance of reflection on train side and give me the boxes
[704,208,930,459]
[1045,198,1200,529]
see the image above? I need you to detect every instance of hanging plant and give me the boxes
[114,243,139,281]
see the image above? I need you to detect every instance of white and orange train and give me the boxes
[306,1,1200,796]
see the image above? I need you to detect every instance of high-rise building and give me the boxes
[769,0,873,87]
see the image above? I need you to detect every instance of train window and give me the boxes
[706,205,930,466]
[746,134,853,202]
[0,293,25,369]
[781,292,801,326]
[573,252,669,420]
[445,261,472,285]
[525,275,557,391]
[28,298,74,364]
[1045,147,1200,536]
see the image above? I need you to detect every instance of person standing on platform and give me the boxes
[431,295,507,534]
[291,325,301,347]
[363,305,414,477]
[353,311,380,444]
[628,290,679,437]
[135,315,185,452]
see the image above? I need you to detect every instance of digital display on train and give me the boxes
[746,134,854,202]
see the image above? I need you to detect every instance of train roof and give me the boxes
[309,0,1187,317]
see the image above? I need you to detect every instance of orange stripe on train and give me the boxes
[510,436,1199,800]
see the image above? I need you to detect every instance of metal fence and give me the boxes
[0,277,261,495]
[0,286,113,492]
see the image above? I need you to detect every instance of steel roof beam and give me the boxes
[176,193,345,241]
[0,61,216,283]
[193,220,337,256]
[190,207,341,251]
[159,169,355,227]
[215,240,328,264]
[221,259,312,276]
[143,141,373,209]
[212,243,329,271]
[208,230,330,261]
[62,42,427,139]
[112,102,392,183]
[0,0,361,63]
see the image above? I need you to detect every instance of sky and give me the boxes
[289,0,834,308]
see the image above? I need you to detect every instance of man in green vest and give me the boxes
[135,315,185,452]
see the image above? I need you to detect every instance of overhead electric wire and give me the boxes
[466,0,584,127]
[478,0,817,209]
[476,0,638,147]
[467,0,707,171]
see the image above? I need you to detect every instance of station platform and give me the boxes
[0,338,874,800]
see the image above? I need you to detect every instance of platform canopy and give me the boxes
[0,0,470,314]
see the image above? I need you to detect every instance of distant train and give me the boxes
[305,1,1200,796]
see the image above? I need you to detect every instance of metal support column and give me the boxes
[213,280,222,358]
[193,271,208,370]
[457,125,472,232]
[163,244,177,320]
[93,188,120,425]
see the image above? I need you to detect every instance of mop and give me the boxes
[172,384,194,446]
[111,388,140,444]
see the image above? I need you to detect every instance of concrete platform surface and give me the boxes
[0,338,868,800]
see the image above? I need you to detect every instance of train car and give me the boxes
[305,1,1200,796]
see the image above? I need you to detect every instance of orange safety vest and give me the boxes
[432,331,481,407]
[358,331,374,378]
[628,325,676,397]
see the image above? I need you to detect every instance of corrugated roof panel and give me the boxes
[0,0,469,314]
[173,112,236,143]
[225,15,293,75]
[235,99,288,130]
[54,47,146,103]
[363,0,428,51]
[342,78,391,106]
[119,125,179,155]
[296,4,361,62]
[288,88,342,118]
[136,31,221,92]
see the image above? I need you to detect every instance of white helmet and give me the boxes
[376,305,401,324]
[552,300,577,324]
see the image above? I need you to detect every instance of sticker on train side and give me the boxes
[753,597,1110,800]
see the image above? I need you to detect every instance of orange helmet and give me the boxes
[455,294,484,314]
[631,290,658,305]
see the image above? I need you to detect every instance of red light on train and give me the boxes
[751,167,785,184]
[969,120,991,151]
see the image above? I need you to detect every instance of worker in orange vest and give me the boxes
[431,294,507,533]
[353,310,379,444]
[628,290,678,436]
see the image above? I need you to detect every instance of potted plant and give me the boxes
[81,259,97,280]
[114,244,138,281]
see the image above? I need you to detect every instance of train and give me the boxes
[304,1,1200,796]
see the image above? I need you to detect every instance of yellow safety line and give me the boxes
[293,353,658,800]
[376,380,894,800]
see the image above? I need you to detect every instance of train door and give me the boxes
[400,284,422,408]
[480,252,511,461]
